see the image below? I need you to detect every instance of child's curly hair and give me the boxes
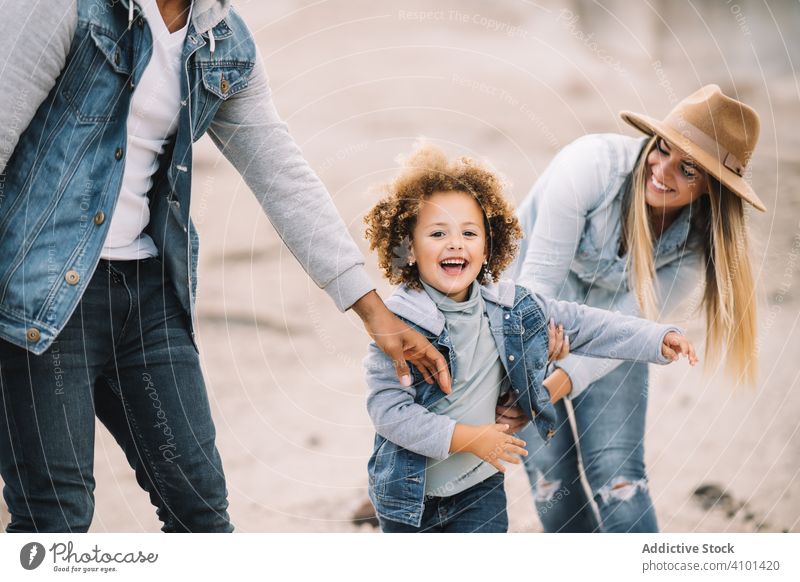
[364,143,522,290]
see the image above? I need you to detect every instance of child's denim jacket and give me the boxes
[364,279,678,527]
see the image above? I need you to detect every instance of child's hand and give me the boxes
[547,319,570,362]
[450,423,528,473]
[661,331,698,365]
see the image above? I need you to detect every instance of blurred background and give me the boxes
[3,0,797,532]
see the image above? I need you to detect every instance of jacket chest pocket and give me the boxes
[61,25,132,123]
[190,60,254,137]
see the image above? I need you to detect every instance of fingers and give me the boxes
[687,341,698,366]
[387,347,412,387]
[429,349,452,394]
[662,344,678,361]
[548,320,566,362]
[556,332,570,360]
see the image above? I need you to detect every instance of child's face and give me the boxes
[409,190,488,302]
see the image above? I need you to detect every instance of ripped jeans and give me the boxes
[519,361,658,532]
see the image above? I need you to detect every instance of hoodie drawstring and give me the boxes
[208,28,215,56]
[128,0,134,30]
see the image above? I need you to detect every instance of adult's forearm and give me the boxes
[207,56,373,311]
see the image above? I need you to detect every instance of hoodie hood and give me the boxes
[125,0,231,35]
[385,279,516,336]
[191,0,231,35]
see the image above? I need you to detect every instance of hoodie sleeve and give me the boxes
[530,292,681,367]
[206,49,374,312]
[0,1,77,174]
[363,342,456,461]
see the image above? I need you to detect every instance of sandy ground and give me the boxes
[2,0,799,532]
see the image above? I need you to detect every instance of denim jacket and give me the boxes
[510,133,704,397]
[0,0,373,355]
[364,279,678,527]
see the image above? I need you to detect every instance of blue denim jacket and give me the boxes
[0,0,373,355]
[510,133,704,397]
[364,279,678,527]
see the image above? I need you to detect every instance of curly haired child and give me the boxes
[362,143,696,533]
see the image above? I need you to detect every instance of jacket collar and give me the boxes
[385,279,516,336]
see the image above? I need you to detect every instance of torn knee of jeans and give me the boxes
[598,476,648,504]
[533,472,562,503]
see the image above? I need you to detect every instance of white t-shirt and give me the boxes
[100,0,190,260]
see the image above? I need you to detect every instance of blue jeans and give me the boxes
[0,258,232,532]
[520,362,658,532]
[378,473,508,533]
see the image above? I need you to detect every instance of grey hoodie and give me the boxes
[0,0,373,312]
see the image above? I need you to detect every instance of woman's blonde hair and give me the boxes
[621,136,758,384]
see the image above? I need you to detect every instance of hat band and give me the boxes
[663,116,745,176]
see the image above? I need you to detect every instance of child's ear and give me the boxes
[407,248,416,266]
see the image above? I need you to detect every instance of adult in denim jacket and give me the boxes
[365,280,680,528]
[504,86,764,532]
[0,0,449,532]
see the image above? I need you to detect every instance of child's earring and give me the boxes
[408,261,415,267]
[483,259,488,265]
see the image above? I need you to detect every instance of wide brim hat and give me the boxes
[620,84,765,212]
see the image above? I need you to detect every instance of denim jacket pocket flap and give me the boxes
[89,27,131,76]
[200,62,254,99]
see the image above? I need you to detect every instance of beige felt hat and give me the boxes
[620,84,765,212]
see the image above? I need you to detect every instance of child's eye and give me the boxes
[430,231,445,238]
[463,231,478,238]
[681,164,697,178]
[655,138,669,155]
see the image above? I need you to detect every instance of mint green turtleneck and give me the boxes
[420,281,510,497]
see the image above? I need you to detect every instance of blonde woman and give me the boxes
[499,85,763,532]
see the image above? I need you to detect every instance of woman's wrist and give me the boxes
[544,368,573,403]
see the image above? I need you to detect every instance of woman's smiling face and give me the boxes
[645,137,709,213]
[409,190,488,302]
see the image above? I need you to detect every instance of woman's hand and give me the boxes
[661,331,698,365]
[495,392,529,434]
[352,291,451,394]
[547,319,570,361]
[450,423,528,473]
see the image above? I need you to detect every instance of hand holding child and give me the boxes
[450,423,528,473]
[661,331,698,365]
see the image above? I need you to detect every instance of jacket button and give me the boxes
[504,314,510,320]
[93,211,105,225]
[114,48,120,66]
[115,147,123,160]
[547,429,556,438]
[26,328,41,342]
[508,355,515,362]
[128,79,135,91]
[65,270,80,285]
[220,78,230,94]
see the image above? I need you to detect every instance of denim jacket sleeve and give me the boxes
[363,342,455,461]
[530,291,681,368]
[206,52,374,312]
[514,135,617,295]
[553,251,703,397]
[0,1,76,174]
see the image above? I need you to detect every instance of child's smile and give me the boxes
[410,190,488,302]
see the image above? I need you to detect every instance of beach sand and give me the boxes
[2,0,798,533]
